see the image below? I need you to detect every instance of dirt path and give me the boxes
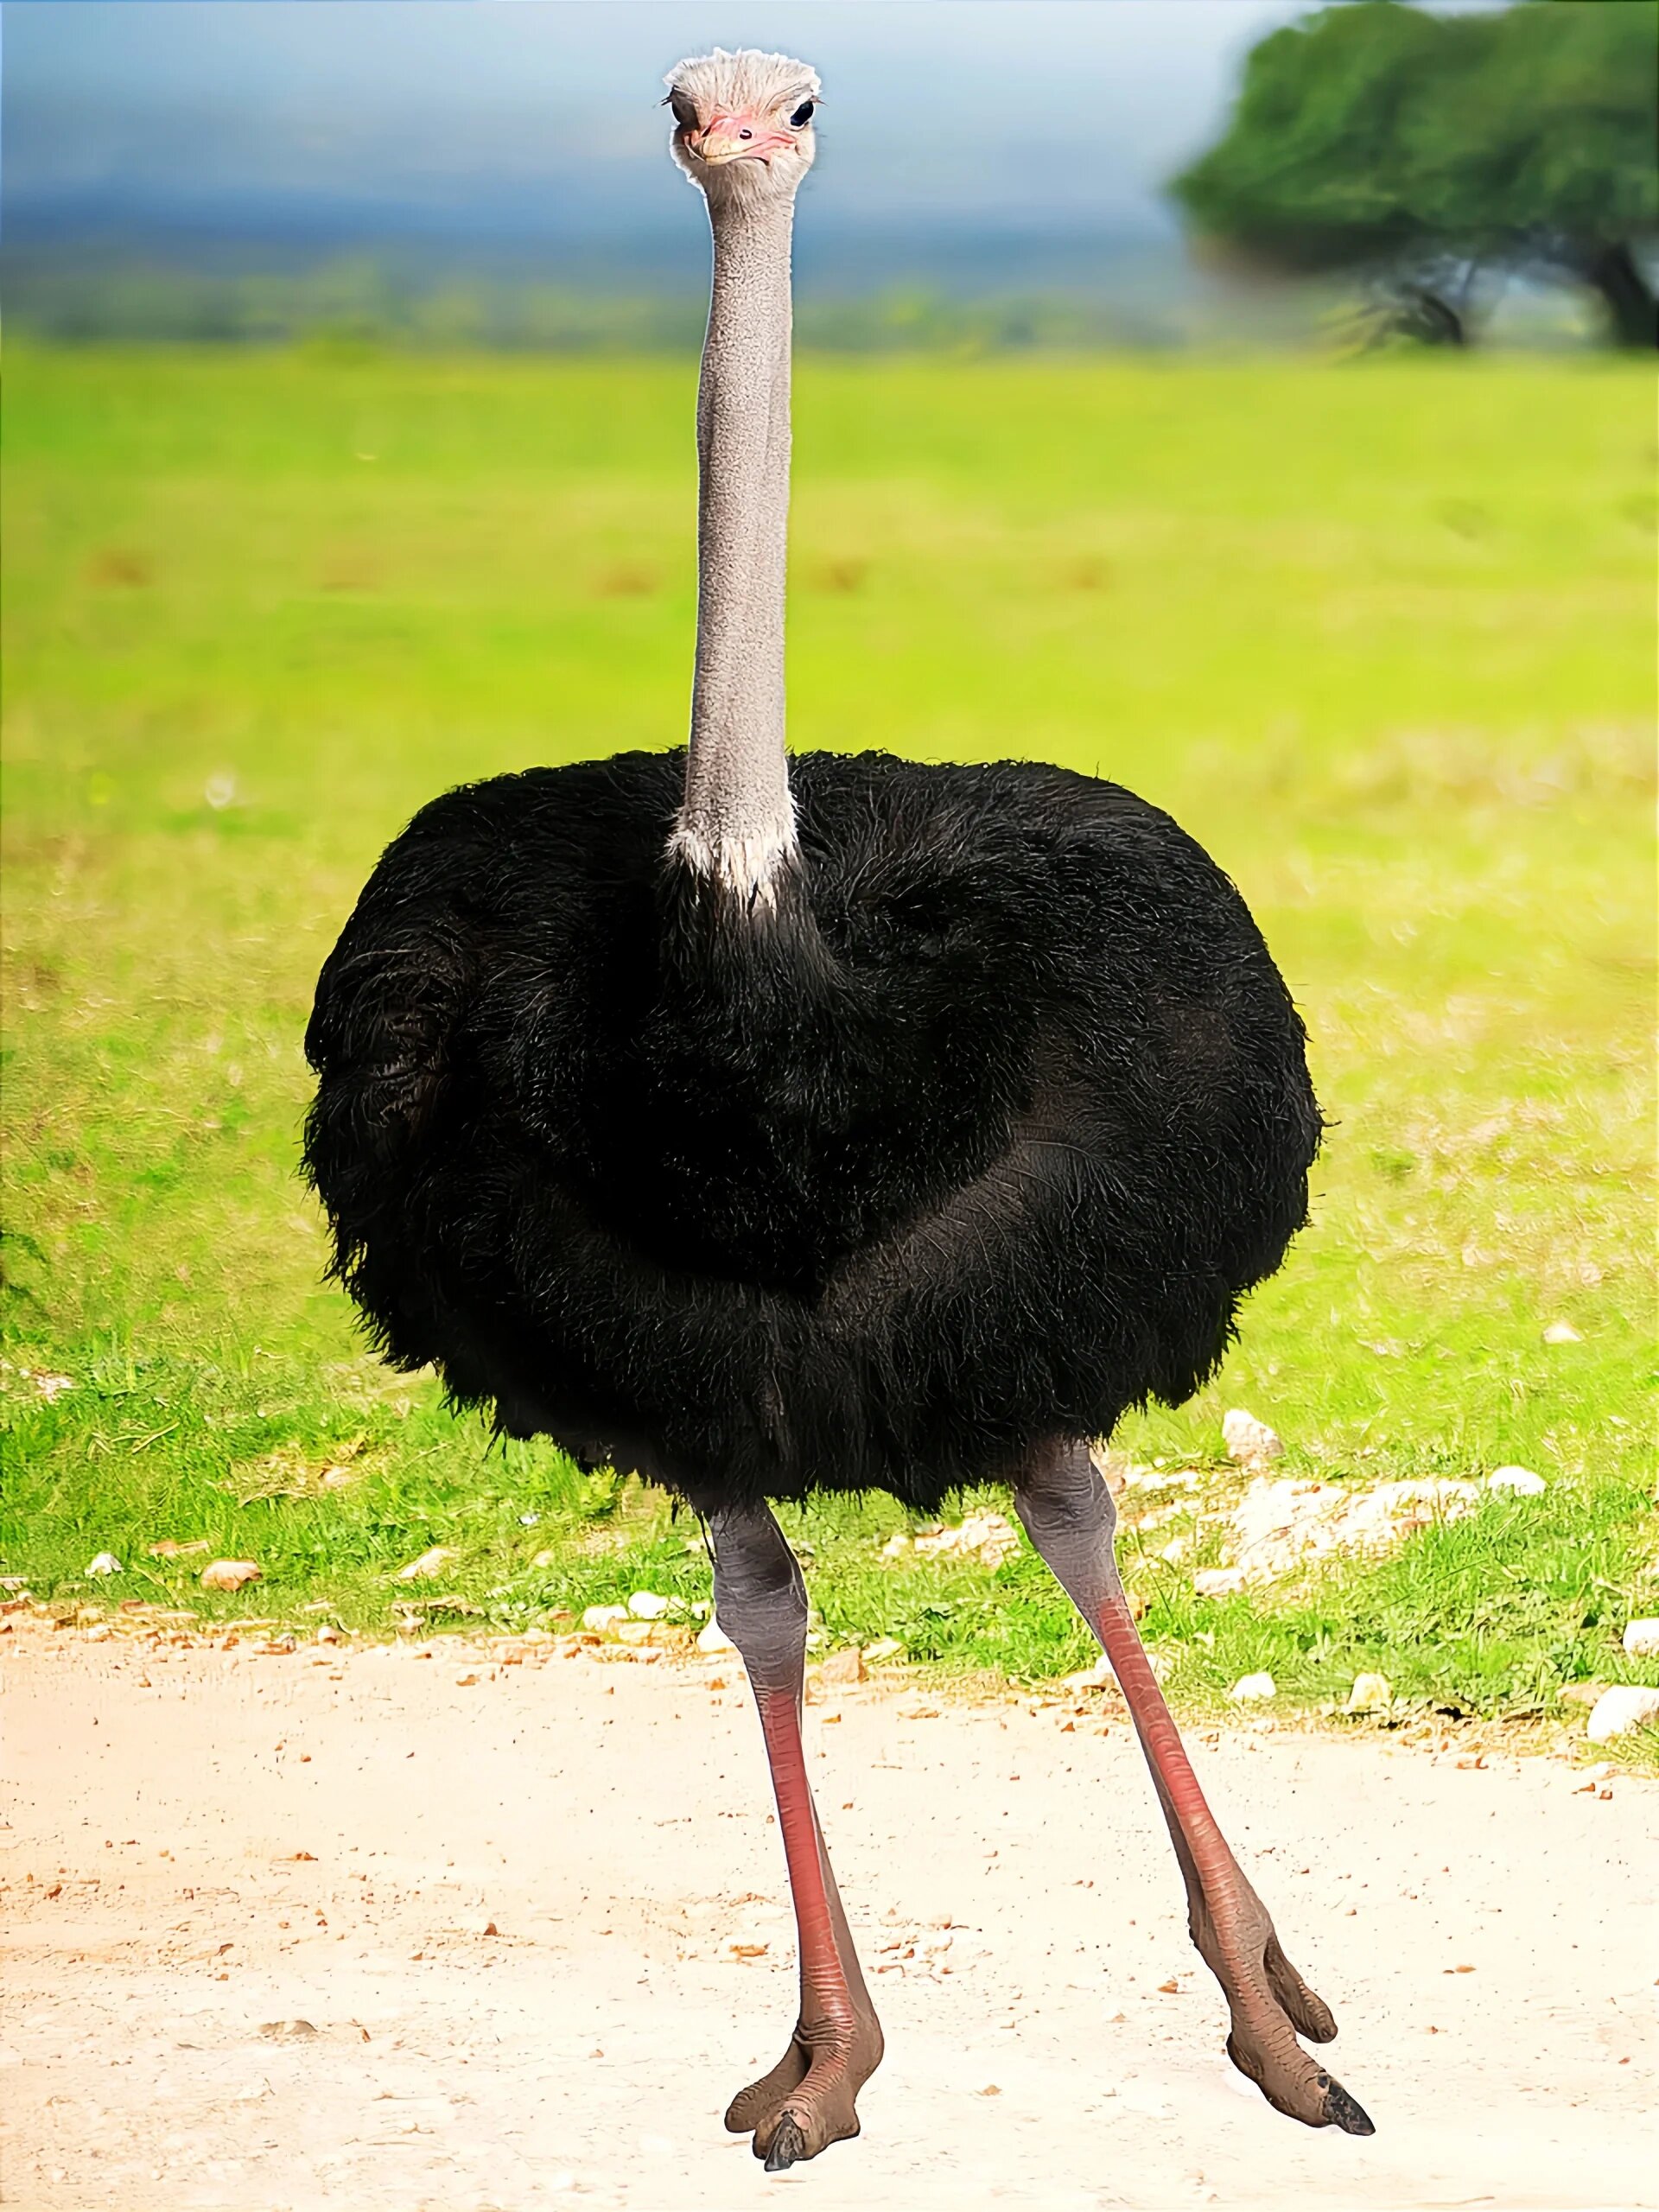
[3,1625,1653,2212]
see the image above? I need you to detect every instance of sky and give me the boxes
[7,1,1318,248]
[5,2,1510,273]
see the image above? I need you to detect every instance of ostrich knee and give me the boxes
[709,1504,809,1698]
[1014,1441,1122,1620]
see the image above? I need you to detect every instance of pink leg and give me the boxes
[1015,1442,1373,2135]
[709,1504,883,2168]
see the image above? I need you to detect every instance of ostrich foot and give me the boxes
[1197,1904,1374,2135]
[725,2011,884,2168]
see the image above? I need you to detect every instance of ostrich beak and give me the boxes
[688,111,796,165]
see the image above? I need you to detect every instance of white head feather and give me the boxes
[665,48,821,204]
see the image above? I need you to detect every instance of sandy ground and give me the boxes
[3,1624,1655,2212]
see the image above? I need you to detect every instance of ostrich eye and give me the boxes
[789,100,815,128]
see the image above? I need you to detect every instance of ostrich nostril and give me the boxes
[738,129,753,141]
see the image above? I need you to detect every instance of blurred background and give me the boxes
[7,0,1655,349]
[3,3,1655,1724]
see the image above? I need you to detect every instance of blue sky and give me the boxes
[8,2,1318,243]
[6,2,1510,260]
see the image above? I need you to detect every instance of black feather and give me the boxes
[303,748,1320,1516]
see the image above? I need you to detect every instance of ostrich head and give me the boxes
[666,48,820,203]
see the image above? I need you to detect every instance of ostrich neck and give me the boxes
[671,192,798,897]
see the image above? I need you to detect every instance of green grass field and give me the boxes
[3,346,1653,1740]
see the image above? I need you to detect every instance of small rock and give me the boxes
[200,1560,262,1593]
[455,1673,479,1687]
[862,1637,904,1663]
[818,1645,866,1686]
[394,1546,454,1582]
[582,1604,628,1634]
[1485,1465,1547,1497]
[1343,1672,1393,1714]
[880,1533,912,1558]
[1223,1409,1283,1465]
[1062,1654,1119,1694]
[1541,1320,1582,1344]
[532,1550,559,1568]
[1620,1619,1659,1658]
[1586,1685,1659,1743]
[315,1622,342,1644]
[614,1619,655,1645]
[258,2019,318,2040]
[696,1618,734,1655]
[626,1592,671,1620]
[461,1915,499,1937]
[1228,1672,1277,1703]
[1193,1567,1247,1599]
[86,1554,123,1578]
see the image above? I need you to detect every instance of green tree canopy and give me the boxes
[1173,1,1659,346]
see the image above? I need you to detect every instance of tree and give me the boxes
[1173,2,1659,347]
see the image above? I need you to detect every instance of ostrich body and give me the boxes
[306,50,1372,2168]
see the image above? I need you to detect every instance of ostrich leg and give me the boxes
[707,1503,884,2168]
[1014,1441,1374,2135]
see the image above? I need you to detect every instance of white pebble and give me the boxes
[1620,1619,1659,1658]
[1194,1567,1246,1599]
[85,1553,123,1578]
[696,1618,734,1655]
[1228,1672,1277,1703]
[626,1592,671,1619]
[1223,1410,1283,1465]
[581,1604,628,1633]
[1342,1672,1393,1713]
[1585,1685,1659,1743]
[1485,1465,1547,1496]
[1541,1320,1581,1344]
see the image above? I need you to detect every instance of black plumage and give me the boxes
[303,747,1321,1517]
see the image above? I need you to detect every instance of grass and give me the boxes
[3,345,1654,1748]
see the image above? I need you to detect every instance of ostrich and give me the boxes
[304,48,1373,2171]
